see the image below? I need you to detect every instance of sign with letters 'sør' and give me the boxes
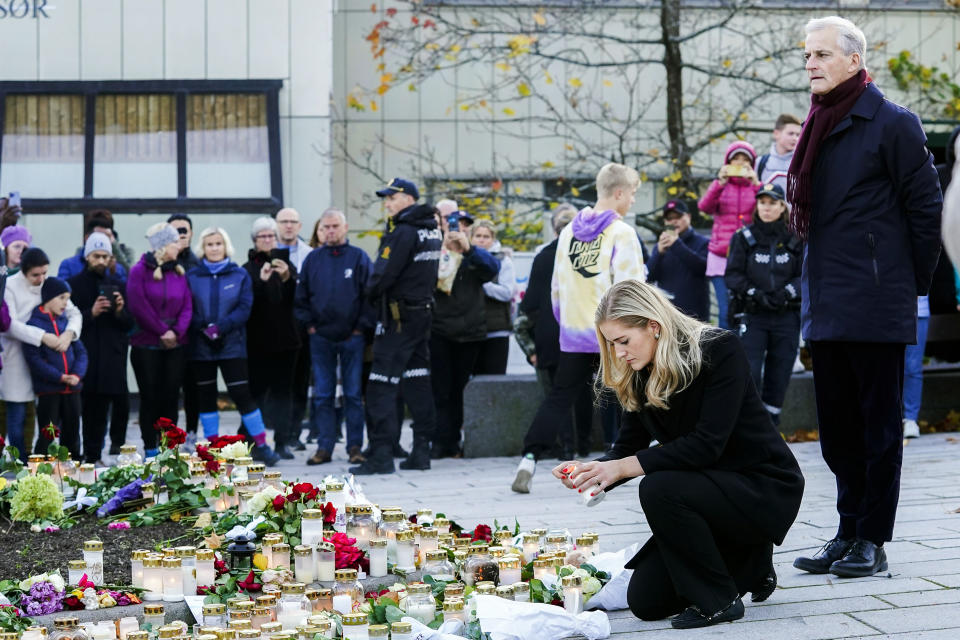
[0,1,53,19]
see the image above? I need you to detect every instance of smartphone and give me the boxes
[99,284,119,309]
[269,247,290,262]
[447,213,460,233]
[7,191,20,209]
[725,165,747,177]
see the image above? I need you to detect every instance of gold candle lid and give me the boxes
[391,622,413,633]
[196,549,216,561]
[576,535,593,547]
[119,444,138,454]
[229,609,251,620]
[127,633,149,640]
[561,575,583,587]
[368,625,389,638]
[132,549,151,560]
[237,633,260,640]
[162,556,181,568]
[443,597,465,611]
[494,530,514,542]
[68,560,87,569]
[262,533,284,544]
[545,534,567,544]
[381,511,405,522]
[342,613,367,625]
[272,543,290,553]
[259,623,281,634]
[202,603,226,615]
[247,463,265,473]
[176,546,197,557]
[79,463,95,471]
[281,582,306,594]
[335,568,358,581]
[256,594,277,606]
[369,539,388,548]
[198,628,220,637]
[324,481,344,491]
[157,627,181,639]
[83,540,104,552]
[424,550,448,562]
[143,556,163,568]
[420,527,438,539]
[316,541,335,553]
[233,456,252,466]
[252,607,270,617]
[406,582,430,594]
[467,544,489,554]
[53,617,80,628]
[498,557,520,568]
[293,545,312,557]
[496,585,515,598]
[301,508,324,520]
[512,581,530,593]
[396,529,415,542]
[215,630,237,640]
[489,546,505,558]
[263,471,282,480]
[352,504,374,515]
[314,588,332,597]
[522,533,539,544]
[227,621,251,630]
[444,582,465,596]
[304,589,320,601]
[306,617,332,629]
[476,584,496,595]
[433,517,450,527]
[24,628,47,638]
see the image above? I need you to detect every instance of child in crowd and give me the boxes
[698,140,762,328]
[22,277,88,459]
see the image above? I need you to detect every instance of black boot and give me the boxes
[399,439,431,470]
[350,446,395,475]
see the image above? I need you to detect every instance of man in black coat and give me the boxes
[67,232,134,463]
[645,200,709,321]
[790,17,942,579]
[353,178,442,475]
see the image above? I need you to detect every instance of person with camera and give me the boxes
[187,227,279,465]
[469,220,517,375]
[295,208,373,466]
[698,141,762,329]
[645,200,709,322]
[724,184,802,427]
[430,211,500,459]
[67,233,134,463]
[243,217,301,460]
[352,178,442,475]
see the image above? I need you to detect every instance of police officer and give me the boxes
[725,183,802,427]
[350,178,442,475]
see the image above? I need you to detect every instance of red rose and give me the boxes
[237,570,262,592]
[272,495,286,511]
[43,423,60,439]
[204,459,221,473]
[322,501,337,524]
[196,445,214,461]
[64,596,83,610]
[163,427,187,449]
[153,417,176,431]
[214,559,229,576]
[471,524,493,542]
[289,482,318,503]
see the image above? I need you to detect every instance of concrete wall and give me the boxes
[0,0,334,261]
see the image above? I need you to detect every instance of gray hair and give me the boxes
[251,216,278,241]
[805,16,867,70]
[320,207,347,224]
[551,203,578,234]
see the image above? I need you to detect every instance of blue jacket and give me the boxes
[801,83,943,343]
[295,243,374,342]
[646,227,710,321]
[22,306,89,395]
[186,260,253,361]
[58,250,128,282]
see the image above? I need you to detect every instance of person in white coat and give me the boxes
[470,220,517,375]
[1,248,83,459]
[944,134,960,271]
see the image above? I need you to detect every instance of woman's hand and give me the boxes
[160,330,178,349]
[570,458,645,494]
[717,165,729,186]
[271,259,290,281]
[552,461,581,489]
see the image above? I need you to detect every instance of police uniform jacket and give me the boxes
[367,203,442,306]
[725,218,802,314]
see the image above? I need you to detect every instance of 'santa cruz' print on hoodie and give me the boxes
[551,207,645,353]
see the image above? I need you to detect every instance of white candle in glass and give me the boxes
[368,540,388,578]
[332,594,353,614]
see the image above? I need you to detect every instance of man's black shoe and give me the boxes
[250,443,280,467]
[829,539,887,578]
[671,598,744,629]
[393,443,410,458]
[793,537,854,574]
[349,458,395,475]
[399,446,431,470]
[430,443,461,459]
[750,567,777,603]
[294,440,307,451]
[274,445,295,460]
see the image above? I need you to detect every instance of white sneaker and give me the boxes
[792,354,805,373]
[511,454,536,494]
[903,419,920,439]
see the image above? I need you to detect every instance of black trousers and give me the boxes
[81,390,129,462]
[181,364,199,434]
[249,350,298,447]
[628,471,773,619]
[740,310,801,424]
[131,346,185,450]
[290,334,311,441]
[809,340,905,544]
[192,358,257,415]
[539,364,595,454]
[474,336,510,375]
[523,351,599,458]
[366,308,436,459]
[430,334,482,449]
[34,393,82,460]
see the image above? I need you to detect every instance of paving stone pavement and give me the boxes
[133,417,960,638]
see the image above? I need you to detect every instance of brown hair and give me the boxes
[774,114,801,130]
[309,218,324,248]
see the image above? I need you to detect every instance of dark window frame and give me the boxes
[0,79,283,214]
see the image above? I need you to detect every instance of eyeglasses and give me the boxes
[254,234,276,240]
[276,219,298,225]
[174,227,189,236]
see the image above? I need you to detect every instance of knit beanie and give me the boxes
[0,225,32,248]
[40,277,70,305]
[724,140,757,165]
[84,231,114,257]
[147,224,180,251]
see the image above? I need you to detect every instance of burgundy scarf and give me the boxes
[787,69,871,239]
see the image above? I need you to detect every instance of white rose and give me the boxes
[221,442,251,459]
[47,572,66,593]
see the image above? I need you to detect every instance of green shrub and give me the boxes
[10,474,63,523]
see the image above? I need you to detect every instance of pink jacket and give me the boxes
[699,141,761,257]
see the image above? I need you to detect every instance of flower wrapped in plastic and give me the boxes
[19,579,65,616]
[96,478,149,518]
[245,486,283,514]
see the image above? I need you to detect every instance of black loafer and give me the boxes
[751,568,777,603]
[830,539,887,578]
[793,537,854,574]
[671,597,744,629]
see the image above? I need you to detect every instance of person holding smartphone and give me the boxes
[698,141,762,329]
[243,217,301,459]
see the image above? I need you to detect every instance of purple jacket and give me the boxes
[127,254,193,348]
[0,300,10,370]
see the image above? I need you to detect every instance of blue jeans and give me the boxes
[310,333,365,453]
[711,276,729,329]
[903,317,929,421]
[5,401,28,462]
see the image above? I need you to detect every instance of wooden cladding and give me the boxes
[187,93,268,163]
[2,95,85,161]
[95,94,176,162]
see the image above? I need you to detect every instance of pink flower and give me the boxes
[108,521,131,530]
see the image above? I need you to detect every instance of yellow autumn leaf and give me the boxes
[569,77,582,88]
[667,186,679,195]
[380,73,394,84]
[192,512,212,529]
[450,44,461,53]
[253,553,268,571]
[640,171,648,182]
[502,107,516,116]
[425,42,439,51]
[170,512,182,522]
[722,59,732,68]
[517,83,532,97]
[496,62,511,72]
[571,187,580,196]
[370,100,378,111]
[544,71,553,84]
[460,104,471,111]
[564,144,574,151]
[602,79,613,87]
[408,83,417,91]
[541,161,555,168]
[532,11,546,26]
